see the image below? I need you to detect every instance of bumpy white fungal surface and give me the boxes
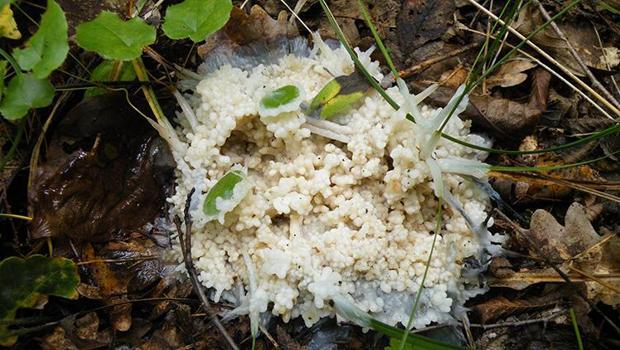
[167,38,501,329]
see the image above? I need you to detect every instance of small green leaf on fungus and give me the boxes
[203,167,249,222]
[85,60,136,97]
[260,85,300,110]
[162,0,233,42]
[12,0,68,79]
[0,255,79,346]
[75,11,156,61]
[0,73,55,120]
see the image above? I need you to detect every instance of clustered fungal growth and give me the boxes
[166,35,503,330]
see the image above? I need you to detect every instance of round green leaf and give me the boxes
[0,73,54,120]
[260,85,301,110]
[12,0,68,79]
[162,0,232,42]
[75,11,156,61]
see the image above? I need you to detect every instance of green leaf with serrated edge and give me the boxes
[162,0,232,42]
[85,60,136,97]
[0,73,54,120]
[0,255,79,346]
[12,0,68,79]
[260,85,300,110]
[203,169,246,218]
[76,11,156,61]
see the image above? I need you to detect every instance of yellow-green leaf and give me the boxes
[0,255,79,346]
[0,3,20,40]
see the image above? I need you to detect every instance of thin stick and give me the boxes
[469,309,565,329]
[534,0,620,110]
[567,265,620,294]
[464,0,620,119]
[174,189,240,350]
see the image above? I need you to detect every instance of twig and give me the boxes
[174,189,240,350]
[494,209,620,335]
[469,309,565,329]
[398,42,480,79]
[534,0,620,110]
[567,265,620,294]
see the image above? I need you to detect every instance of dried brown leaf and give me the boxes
[486,59,537,89]
[528,202,601,265]
[40,326,78,350]
[82,243,132,332]
[397,0,455,60]
[473,296,557,324]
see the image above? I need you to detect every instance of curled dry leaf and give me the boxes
[29,93,175,242]
[486,58,537,89]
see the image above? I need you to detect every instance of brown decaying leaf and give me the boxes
[40,327,78,350]
[515,4,620,76]
[528,202,601,264]
[473,296,557,324]
[82,243,132,332]
[486,59,537,89]
[397,0,455,61]
[198,5,298,59]
[29,93,174,242]
[412,67,550,137]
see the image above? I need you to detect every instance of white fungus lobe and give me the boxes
[165,36,502,329]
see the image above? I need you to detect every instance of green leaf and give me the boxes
[12,0,68,79]
[260,85,300,110]
[0,73,54,120]
[0,255,79,346]
[162,0,232,42]
[85,60,136,97]
[75,11,156,60]
[203,167,250,222]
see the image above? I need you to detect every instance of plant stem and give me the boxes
[569,308,584,350]
[131,57,166,125]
